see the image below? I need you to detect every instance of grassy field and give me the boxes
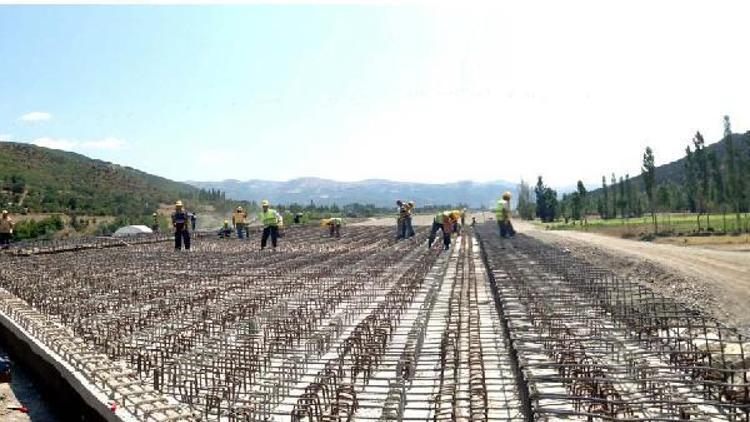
[539,212,750,240]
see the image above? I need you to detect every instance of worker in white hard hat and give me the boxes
[0,210,14,247]
[151,212,160,233]
[171,200,191,250]
[496,191,515,238]
[259,200,283,250]
[232,205,248,239]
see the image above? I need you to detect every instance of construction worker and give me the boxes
[428,210,458,250]
[450,209,464,235]
[171,200,191,250]
[403,201,416,238]
[0,210,14,247]
[219,220,232,238]
[259,200,283,250]
[496,191,516,238]
[189,213,197,232]
[395,200,407,239]
[322,217,344,238]
[232,206,248,239]
[293,212,304,224]
[151,213,160,233]
[461,208,467,227]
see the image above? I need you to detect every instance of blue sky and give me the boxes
[1,2,749,186]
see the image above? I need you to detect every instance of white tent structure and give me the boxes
[113,225,153,237]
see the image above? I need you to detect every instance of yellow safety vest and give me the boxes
[260,209,279,227]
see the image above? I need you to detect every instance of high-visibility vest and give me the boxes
[329,217,343,225]
[260,209,279,227]
[496,202,509,222]
[434,211,451,224]
[233,211,246,225]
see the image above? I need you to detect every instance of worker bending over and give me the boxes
[232,206,248,239]
[428,210,459,250]
[496,191,516,238]
[171,200,191,251]
[219,220,232,238]
[0,210,14,247]
[259,200,283,250]
[322,217,344,238]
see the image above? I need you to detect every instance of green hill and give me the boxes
[0,142,223,216]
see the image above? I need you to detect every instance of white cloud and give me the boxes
[20,112,52,122]
[0,134,12,142]
[30,136,127,152]
[32,137,77,151]
[82,137,127,150]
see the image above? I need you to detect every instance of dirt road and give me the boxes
[516,220,750,329]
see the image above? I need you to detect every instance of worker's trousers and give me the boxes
[0,233,11,246]
[236,224,247,239]
[404,217,415,238]
[428,221,451,250]
[329,224,341,238]
[499,220,516,238]
[175,230,190,250]
[261,226,279,248]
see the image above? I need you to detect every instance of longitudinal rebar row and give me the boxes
[476,224,750,421]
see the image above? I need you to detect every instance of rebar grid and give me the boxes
[476,224,750,421]
[0,225,529,421]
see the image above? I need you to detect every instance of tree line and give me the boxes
[517,116,750,233]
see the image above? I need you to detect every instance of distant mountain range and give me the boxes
[187,178,517,208]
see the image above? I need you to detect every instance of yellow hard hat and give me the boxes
[224,219,229,224]
[261,200,270,206]
[175,200,183,207]
[152,213,157,216]
[502,191,512,201]
[236,206,243,211]
[1,210,7,214]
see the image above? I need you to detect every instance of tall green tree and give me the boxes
[641,147,657,233]
[610,173,618,219]
[576,181,588,224]
[723,115,744,229]
[516,179,536,220]
[601,175,609,219]
[708,149,727,232]
[693,132,711,228]
[618,176,626,219]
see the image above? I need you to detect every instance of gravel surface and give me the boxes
[517,220,750,330]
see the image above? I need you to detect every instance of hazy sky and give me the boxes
[1,1,748,187]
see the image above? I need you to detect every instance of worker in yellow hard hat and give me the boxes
[219,219,232,239]
[496,191,515,238]
[428,210,459,251]
[0,210,14,248]
[171,200,191,250]
[259,200,283,250]
[232,205,248,239]
[321,217,344,238]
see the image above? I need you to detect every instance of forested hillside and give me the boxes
[0,142,226,216]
